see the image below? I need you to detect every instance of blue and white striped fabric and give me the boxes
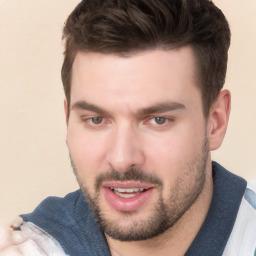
[223,183,256,256]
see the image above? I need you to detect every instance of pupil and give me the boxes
[92,117,103,124]
[155,117,166,124]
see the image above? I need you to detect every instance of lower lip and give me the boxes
[103,187,153,212]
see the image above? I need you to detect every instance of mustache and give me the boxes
[95,167,163,191]
[69,155,163,190]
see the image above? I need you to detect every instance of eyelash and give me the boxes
[81,116,107,126]
[145,116,174,127]
[80,115,175,129]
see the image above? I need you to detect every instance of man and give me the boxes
[0,0,255,255]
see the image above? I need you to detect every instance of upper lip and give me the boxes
[102,181,154,190]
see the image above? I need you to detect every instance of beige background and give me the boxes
[0,0,256,225]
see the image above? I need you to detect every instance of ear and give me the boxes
[64,99,69,125]
[207,89,231,151]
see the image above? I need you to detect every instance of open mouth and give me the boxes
[102,182,154,212]
[110,187,147,198]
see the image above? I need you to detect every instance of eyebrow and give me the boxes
[71,101,109,115]
[137,102,186,116]
[71,100,185,116]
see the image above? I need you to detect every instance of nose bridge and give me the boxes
[106,122,145,172]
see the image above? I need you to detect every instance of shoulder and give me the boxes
[19,190,88,247]
[18,190,110,255]
[223,184,256,256]
[245,182,256,210]
[21,190,84,223]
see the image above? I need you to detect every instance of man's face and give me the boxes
[66,47,211,241]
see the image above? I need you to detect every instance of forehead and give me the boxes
[70,47,201,112]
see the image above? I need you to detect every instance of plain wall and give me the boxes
[0,0,256,225]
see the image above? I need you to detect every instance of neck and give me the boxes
[106,161,213,256]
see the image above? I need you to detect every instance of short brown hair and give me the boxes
[61,0,231,116]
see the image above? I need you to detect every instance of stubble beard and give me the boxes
[70,137,209,242]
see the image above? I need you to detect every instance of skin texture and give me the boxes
[0,47,230,256]
[66,47,231,255]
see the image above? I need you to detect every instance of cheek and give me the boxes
[146,130,204,165]
[144,125,206,187]
[67,125,109,185]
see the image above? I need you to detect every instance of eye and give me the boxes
[79,114,111,130]
[148,117,168,125]
[90,116,104,124]
[153,117,167,125]
[144,116,175,130]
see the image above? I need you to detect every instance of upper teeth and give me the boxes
[111,188,145,193]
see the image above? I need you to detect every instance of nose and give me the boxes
[106,124,146,172]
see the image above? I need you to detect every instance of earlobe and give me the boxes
[208,89,231,151]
